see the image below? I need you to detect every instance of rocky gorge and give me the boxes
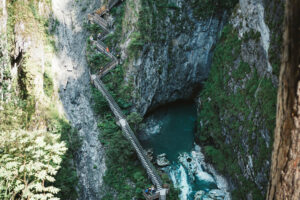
[112,0,284,198]
[0,0,293,199]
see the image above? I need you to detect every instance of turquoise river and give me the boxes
[139,102,231,200]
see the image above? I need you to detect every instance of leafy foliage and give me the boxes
[43,72,54,97]
[127,31,144,58]
[47,111,82,200]
[192,0,238,19]
[1,1,80,199]
[127,112,144,132]
[89,48,179,200]
[0,130,67,200]
[86,40,113,74]
[93,81,152,199]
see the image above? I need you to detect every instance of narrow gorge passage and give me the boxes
[2,0,298,199]
[52,0,105,199]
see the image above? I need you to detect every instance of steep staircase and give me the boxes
[87,1,168,199]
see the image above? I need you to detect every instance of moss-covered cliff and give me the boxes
[197,0,284,199]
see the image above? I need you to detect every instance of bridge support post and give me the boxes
[159,189,167,200]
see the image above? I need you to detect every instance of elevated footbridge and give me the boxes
[88,1,168,199]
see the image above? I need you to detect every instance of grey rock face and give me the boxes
[196,0,283,198]
[130,0,225,115]
[52,0,106,199]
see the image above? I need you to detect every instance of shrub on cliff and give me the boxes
[193,0,238,19]
[0,130,67,199]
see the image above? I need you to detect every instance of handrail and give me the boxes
[88,2,167,197]
[92,77,163,189]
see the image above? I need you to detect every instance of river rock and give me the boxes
[207,189,226,200]
[156,153,170,167]
[178,151,215,183]
[194,190,205,200]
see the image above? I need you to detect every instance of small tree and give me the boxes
[127,112,143,132]
[0,130,67,200]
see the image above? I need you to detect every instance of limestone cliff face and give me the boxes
[52,0,107,199]
[196,0,284,199]
[119,0,225,115]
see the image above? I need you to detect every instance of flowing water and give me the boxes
[139,102,231,200]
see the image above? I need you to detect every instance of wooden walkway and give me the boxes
[88,1,167,199]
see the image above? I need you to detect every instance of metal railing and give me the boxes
[88,1,166,196]
[92,77,163,189]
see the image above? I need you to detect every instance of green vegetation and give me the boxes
[0,0,80,199]
[0,102,81,200]
[265,0,284,76]
[243,29,261,42]
[197,25,277,199]
[43,72,54,97]
[85,23,104,35]
[90,65,179,199]
[86,43,113,74]
[0,34,11,99]
[138,0,172,44]
[86,3,180,197]
[0,130,66,199]
[127,31,144,58]
[127,112,144,132]
[49,114,81,200]
[192,0,238,19]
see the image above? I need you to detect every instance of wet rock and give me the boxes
[156,153,170,167]
[178,145,231,199]
[208,189,226,200]
[194,190,205,200]
[178,153,198,180]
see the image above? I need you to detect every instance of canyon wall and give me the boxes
[197,0,284,199]
[117,0,226,115]
[52,0,107,199]
[111,0,284,199]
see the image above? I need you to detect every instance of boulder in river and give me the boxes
[194,190,205,200]
[156,153,170,167]
[207,189,226,200]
